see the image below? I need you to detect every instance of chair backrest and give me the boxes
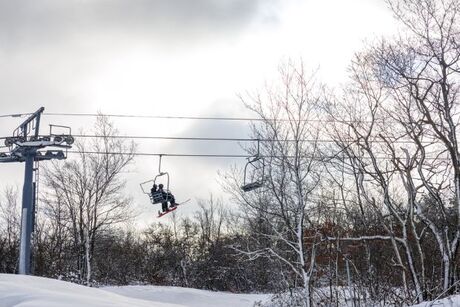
[150,190,173,204]
[151,191,166,204]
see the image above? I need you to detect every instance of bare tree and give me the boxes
[0,186,20,273]
[380,0,460,295]
[195,196,228,246]
[42,115,136,285]
[324,57,425,302]
[228,61,324,307]
[321,0,460,302]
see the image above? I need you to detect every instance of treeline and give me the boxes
[0,186,450,305]
[0,194,280,292]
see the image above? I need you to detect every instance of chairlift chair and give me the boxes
[241,155,265,192]
[241,140,266,192]
[140,155,174,204]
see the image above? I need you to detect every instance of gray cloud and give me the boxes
[162,98,253,171]
[0,0,284,113]
[0,0,281,49]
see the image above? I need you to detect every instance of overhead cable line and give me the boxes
[57,150,450,161]
[0,134,438,145]
[0,112,368,123]
[0,112,266,121]
[72,135,255,142]
[65,150,247,158]
[0,113,29,118]
[68,134,340,143]
[45,112,267,122]
[71,134,439,145]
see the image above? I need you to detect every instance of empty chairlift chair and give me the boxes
[241,154,265,192]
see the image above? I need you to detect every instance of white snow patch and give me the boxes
[0,274,268,307]
[410,294,460,307]
[104,285,268,307]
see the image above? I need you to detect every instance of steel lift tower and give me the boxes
[0,107,73,275]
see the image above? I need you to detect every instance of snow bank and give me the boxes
[0,274,267,307]
[0,274,179,307]
[410,294,460,307]
[105,285,268,307]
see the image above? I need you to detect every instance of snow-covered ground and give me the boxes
[410,295,460,307]
[105,285,268,307]
[0,274,268,307]
[3,274,460,307]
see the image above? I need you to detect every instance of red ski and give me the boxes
[157,199,191,218]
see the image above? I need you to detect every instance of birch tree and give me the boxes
[378,0,460,295]
[228,61,324,307]
[322,0,460,301]
[42,115,136,285]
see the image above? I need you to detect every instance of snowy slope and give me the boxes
[0,274,180,307]
[3,274,459,307]
[410,295,460,307]
[104,285,268,307]
[0,274,267,307]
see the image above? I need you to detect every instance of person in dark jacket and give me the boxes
[158,184,177,212]
[150,183,158,195]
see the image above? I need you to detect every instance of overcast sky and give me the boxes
[0,0,396,227]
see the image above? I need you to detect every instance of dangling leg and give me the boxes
[169,193,176,208]
[162,201,168,212]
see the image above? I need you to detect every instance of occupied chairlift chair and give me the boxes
[140,155,174,204]
[241,140,265,192]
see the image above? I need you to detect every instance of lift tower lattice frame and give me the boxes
[0,107,74,275]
